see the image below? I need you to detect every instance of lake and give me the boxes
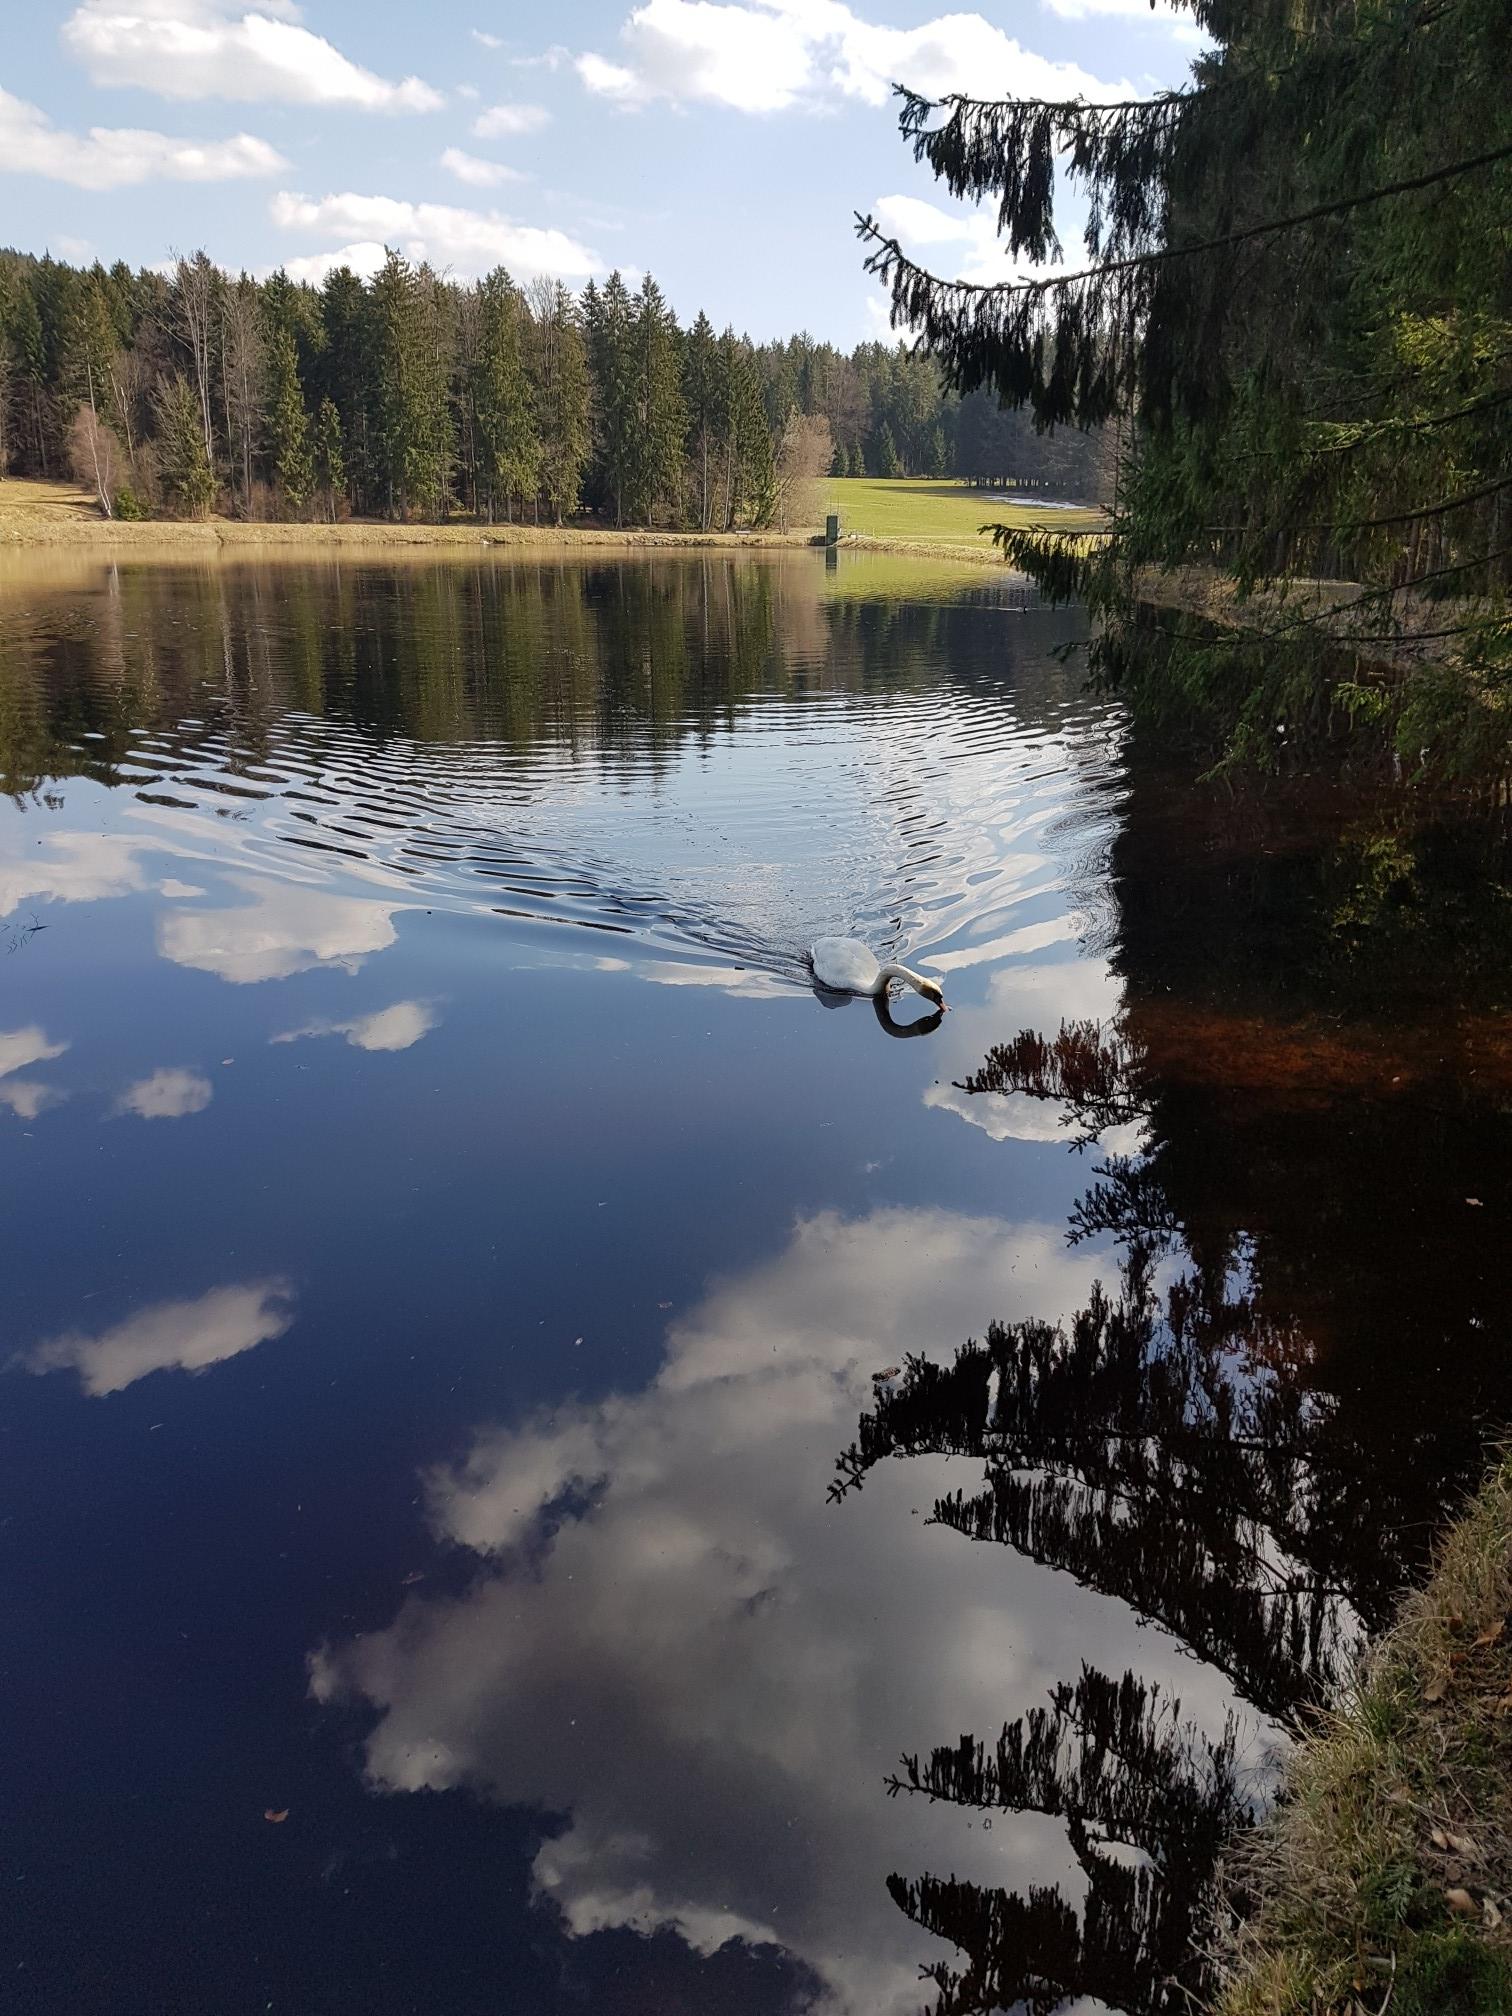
[4,550,1511,2016]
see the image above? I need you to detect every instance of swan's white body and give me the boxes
[809,937,944,1006]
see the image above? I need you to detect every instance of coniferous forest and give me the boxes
[0,247,1111,530]
[866,0,1511,777]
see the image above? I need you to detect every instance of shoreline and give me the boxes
[0,482,1019,570]
[1211,1457,1512,2014]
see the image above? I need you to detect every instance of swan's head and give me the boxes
[918,976,946,1008]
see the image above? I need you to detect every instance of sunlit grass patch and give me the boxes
[1214,1456,1512,2015]
[823,476,1104,547]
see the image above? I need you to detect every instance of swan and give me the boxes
[809,937,946,1008]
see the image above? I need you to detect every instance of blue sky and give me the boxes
[3,1,1199,343]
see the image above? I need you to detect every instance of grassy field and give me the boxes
[823,475,1105,547]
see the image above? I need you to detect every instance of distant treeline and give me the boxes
[0,246,1112,528]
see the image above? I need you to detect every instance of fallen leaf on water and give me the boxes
[1466,1197,1484,1207]
[400,1571,425,1586]
[263,1809,289,1824]
[657,1301,672,1310]
[1446,1887,1477,1916]
[1472,1618,1505,1649]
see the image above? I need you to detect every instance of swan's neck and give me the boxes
[877,961,932,997]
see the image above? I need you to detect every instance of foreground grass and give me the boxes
[1214,1458,1512,2015]
[825,475,1104,546]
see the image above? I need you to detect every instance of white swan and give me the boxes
[809,937,945,1008]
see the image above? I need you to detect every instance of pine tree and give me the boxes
[623,275,686,526]
[473,269,540,522]
[369,250,450,520]
[265,323,313,516]
[152,372,215,517]
[717,331,774,529]
[530,279,590,526]
[874,419,901,478]
[315,396,345,521]
[317,267,374,514]
[682,310,720,530]
[583,271,635,524]
[861,0,1512,771]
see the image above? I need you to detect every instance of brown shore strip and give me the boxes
[0,478,1015,569]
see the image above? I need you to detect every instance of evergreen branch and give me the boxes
[857,138,1512,307]
[1204,474,1512,537]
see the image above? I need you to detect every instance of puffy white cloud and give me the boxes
[576,0,1132,114]
[0,830,156,919]
[114,1067,214,1119]
[158,878,404,983]
[271,190,598,281]
[471,100,550,136]
[440,146,527,189]
[310,1205,1240,2011]
[272,1000,438,1052]
[0,87,287,190]
[16,1279,295,1397]
[63,0,444,112]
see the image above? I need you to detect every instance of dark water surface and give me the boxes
[4,551,1511,2015]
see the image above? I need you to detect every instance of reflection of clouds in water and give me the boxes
[0,1025,69,1121]
[0,1025,69,1077]
[925,1080,1148,1157]
[158,880,404,984]
[15,1279,294,1397]
[929,914,1081,975]
[0,832,156,918]
[272,1000,439,1053]
[309,1207,1219,2014]
[114,1067,213,1120]
[594,955,793,999]
[0,1080,66,1120]
[157,878,205,900]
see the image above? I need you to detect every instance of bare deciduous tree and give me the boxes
[67,404,121,517]
[220,280,264,516]
[771,410,833,533]
[172,250,220,475]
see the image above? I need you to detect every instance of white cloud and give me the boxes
[158,878,404,983]
[440,146,526,189]
[0,84,285,191]
[471,26,503,47]
[278,241,390,284]
[114,1067,214,1119]
[471,100,550,136]
[272,1000,438,1052]
[272,190,598,281]
[63,0,444,112]
[16,1278,295,1397]
[576,0,1133,114]
[311,1205,1240,2012]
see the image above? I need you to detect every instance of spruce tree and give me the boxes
[682,310,720,530]
[369,250,450,520]
[265,323,313,516]
[531,279,590,526]
[874,420,901,478]
[473,268,540,522]
[152,372,215,517]
[315,397,345,521]
[583,271,635,524]
[623,274,686,527]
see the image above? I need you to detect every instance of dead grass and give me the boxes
[1212,1456,1512,2015]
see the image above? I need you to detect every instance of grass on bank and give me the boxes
[1214,1457,1512,2016]
[825,475,1104,546]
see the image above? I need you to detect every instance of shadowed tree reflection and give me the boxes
[836,845,1512,2015]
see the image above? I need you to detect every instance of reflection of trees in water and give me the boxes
[837,970,1512,2012]
[0,557,1066,798]
[888,1665,1246,2016]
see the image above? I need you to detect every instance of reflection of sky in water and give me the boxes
[313,1206,1240,2014]
[1,556,1275,2015]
